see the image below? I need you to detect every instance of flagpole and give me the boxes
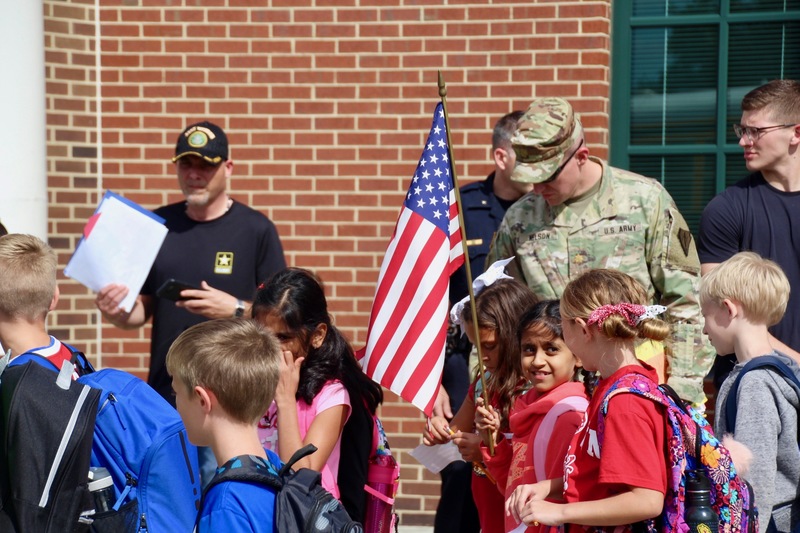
[438,71,494,457]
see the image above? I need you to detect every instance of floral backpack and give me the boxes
[598,373,758,533]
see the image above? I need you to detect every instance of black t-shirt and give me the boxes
[698,172,800,351]
[141,201,286,401]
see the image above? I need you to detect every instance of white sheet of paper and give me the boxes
[65,191,167,312]
[509,523,527,533]
[407,441,464,474]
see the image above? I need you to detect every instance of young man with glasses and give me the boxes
[487,97,714,406]
[699,80,800,375]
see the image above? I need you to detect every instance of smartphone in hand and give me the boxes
[156,278,200,301]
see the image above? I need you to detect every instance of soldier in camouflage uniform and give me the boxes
[486,97,714,405]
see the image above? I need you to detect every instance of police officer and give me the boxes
[487,97,713,405]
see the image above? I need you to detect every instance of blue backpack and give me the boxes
[12,347,201,532]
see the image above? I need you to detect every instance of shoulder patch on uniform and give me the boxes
[677,228,692,257]
[664,209,700,275]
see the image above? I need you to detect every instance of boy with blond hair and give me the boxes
[700,252,800,533]
[167,318,282,532]
[0,233,77,368]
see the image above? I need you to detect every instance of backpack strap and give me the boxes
[9,351,59,370]
[279,443,318,476]
[724,354,800,434]
[196,454,284,531]
[62,343,95,376]
[533,395,588,481]
[601,375,703,459]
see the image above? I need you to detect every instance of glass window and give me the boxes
[631,26,718,145]
[629,155,717,233]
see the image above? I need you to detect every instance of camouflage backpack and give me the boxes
[598,373,758,533]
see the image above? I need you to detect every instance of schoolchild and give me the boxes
[700,252,800,533]
[475,300,589,533]
[252,267,383,520]
[425,266,538,533]
[166,318,283,532]
[0,233,77,369]
[507,269,670,531]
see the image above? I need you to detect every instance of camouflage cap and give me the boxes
[511,98,584,184]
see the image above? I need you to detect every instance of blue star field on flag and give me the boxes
[404,103,454,234]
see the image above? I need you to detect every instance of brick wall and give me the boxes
[44,0,612,526]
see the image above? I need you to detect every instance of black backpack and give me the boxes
[0,353,100,533]
[197,444,363,533]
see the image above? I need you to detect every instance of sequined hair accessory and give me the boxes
[450,257,515,328]
[586,303,667,329]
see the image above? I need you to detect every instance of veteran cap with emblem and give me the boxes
[172,121,229,164]
[510,97,584,184]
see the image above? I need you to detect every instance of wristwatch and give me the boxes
[234,299,245,318]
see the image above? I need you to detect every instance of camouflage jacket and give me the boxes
[487,158,713,404]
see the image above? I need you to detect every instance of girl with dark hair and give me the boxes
[252,267,383,519]
[475,300,589,533]
[425,276,538,533]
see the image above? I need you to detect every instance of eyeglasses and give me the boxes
[732,123,797,142]
[540,139,584,184]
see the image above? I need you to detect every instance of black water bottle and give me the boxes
[685,470,718,533]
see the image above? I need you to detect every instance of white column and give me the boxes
[0,1,47,238]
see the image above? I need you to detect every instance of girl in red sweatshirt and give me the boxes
[476,300,590,533]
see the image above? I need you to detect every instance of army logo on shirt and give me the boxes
[215,252,234,275]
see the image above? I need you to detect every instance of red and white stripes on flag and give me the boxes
[361,103,464,415]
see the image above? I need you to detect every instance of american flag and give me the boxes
[361,103,464,415]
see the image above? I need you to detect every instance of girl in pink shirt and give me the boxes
[252,267,383,514]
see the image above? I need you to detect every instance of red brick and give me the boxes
[425,38,468,53]
[251,9,291,23]
[423,7,467,21]
[251,40,293,54]
[402,23,444,37]
[379,7,420,21]
[337,8,379,22]
[296,39,337,54]
[273,24,313,38]
[380,39,423,53]
[338,40,379,54]
[359,24,400,38]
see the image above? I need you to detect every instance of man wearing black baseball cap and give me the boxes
[95,121,286,484]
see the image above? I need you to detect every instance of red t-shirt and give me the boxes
[562,363,667,532]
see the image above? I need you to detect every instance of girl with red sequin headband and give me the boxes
[506,269,670,532]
